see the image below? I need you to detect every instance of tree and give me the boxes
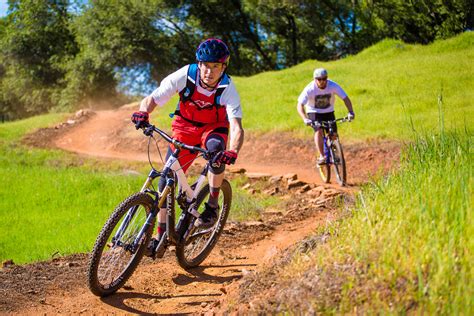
[71,1,199,82]
[1,0,471,120]
[0,0,77,119]
[358,0,473,44]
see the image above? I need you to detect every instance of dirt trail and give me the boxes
[11,212,333,315]
[2,108,400,314]
[51,107,398,185]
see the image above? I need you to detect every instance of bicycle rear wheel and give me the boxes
[87,192,155,296]
[330,140,347,186]
[175,179,232,269]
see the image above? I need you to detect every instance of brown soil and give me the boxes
[2,107,400,315]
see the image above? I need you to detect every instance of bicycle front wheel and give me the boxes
[175,179,232,269]
[87,192,155,296]
[317,162,331,183]
[330,140,347,186]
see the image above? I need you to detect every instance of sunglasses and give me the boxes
[315,77,328,81]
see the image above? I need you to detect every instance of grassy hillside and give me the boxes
[153,32,473,140]
[238,124,472,314]
[1,33,472,269]
[215,33,472,313]
[0,115,146,263]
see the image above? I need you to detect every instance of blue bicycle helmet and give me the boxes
[195,38,230,64]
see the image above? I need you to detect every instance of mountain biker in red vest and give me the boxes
[297,68,354,165]
[131,39,244,255]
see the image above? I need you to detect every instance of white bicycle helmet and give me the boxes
[313,68,328,79]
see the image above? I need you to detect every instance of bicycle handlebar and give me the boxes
[139,122,211,158]
[309,116,351,129]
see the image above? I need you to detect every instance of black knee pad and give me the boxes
[206,134,226,174]
[205,134,225,153]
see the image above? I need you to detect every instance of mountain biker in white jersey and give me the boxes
[131,39,244,256]
[297,68,355,165]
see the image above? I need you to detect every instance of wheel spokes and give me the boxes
[330,142,345,185]
[183,197,223,262]
[184,233,209,259]
[97,205,147,286]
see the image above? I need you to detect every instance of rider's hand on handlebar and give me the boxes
[131,111,149,129]
[217,150,238,165]
[303,118,312,126]
[347,111,355,121]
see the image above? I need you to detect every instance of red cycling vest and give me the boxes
[172,63,230,126]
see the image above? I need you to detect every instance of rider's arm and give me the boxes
[228,117,244,153]
[343,96,354,113]
[332,82,353,113]
[297,82,312,122]
[221,81,244,153]
[297,103,308,121]
[138,65,188,113]
[139,96,157,113]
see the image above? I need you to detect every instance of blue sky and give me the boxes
[0,1,88,17]
[0,0,8,17]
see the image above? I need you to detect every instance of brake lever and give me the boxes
[202,151,213,161]
[311,122,322,129]
[143,125,154,136]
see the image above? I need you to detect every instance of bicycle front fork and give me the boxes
[120,184,172,254]
[323,137,330,164]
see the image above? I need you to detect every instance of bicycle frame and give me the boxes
[113,124,213,253]
[311,117,348,163]
[309,117,350,185]
[322,124,337,165]
[87,123,232,297]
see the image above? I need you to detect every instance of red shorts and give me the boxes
[170,116,229,172]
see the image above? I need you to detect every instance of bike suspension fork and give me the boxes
[129,183,172,252]
[323,136,330,163]
[113,169,161,243]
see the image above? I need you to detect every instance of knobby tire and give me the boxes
[317,139,331,183]
[331,140,347,186]
[175,179,232,269]
[318,163,331,183]
[87,192,155,297]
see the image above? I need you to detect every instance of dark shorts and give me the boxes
[308,112,337,133]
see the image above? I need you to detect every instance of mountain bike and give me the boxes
[310,117,350,186]
[87,123,232,297]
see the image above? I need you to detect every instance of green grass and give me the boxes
[0,150,144,263]
[1,33,473,268]
[0,113,68,141]
[230,175,280,221]
[153,31,474,141]
[0,114,273,264]
[0,115,145,263]
[276,122,472,313]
